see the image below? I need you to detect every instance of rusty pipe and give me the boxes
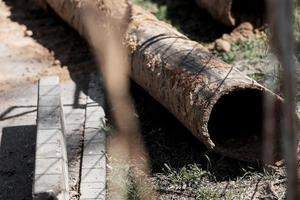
[43,0,282,161]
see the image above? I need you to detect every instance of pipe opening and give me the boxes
[208,89,281,160]
[231,0,266,26]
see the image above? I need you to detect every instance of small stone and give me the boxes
[25,30,33,37]
[274,159,284,167]
[207,43,215,50]
[53,60,61,66]
[215,39,231,52]
[222,33,232,41]
[235,22,254,31]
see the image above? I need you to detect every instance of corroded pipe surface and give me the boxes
[195,0,265,26]
[43,0,282,161]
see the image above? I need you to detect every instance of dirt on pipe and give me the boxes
[41,0,282,161]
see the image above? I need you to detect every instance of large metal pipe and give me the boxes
[42,0,282,161]
[195,0,266,26]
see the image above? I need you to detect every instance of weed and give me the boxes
[196,188,220,200]
[101,122,114,135]
[162,164,209,185]
[131,0,159,14]
[127,177,140,200]
[156,5,168,21]
[248,73,265,83]
[216,38,268,65]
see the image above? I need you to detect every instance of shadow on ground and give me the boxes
[0,125,36,200]
[131,83,263,181]
[135,0,232,44]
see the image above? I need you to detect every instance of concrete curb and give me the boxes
[80,75,106,200]
[33,76,69,200]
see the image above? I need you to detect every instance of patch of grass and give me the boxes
[131,0,170,23]
[155,5,168,21]
[163,164,209,185]
[127,177,140,200]
[196,188,221,200]
[101,118,113,131]
[216,37,268,64]
[248,72,265,83]
[131,0,159,14]
[196,188,237,200]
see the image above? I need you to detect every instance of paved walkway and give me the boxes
[0,1,106,199]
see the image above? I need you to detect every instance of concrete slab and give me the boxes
[35,158,63,174]
[36,129,60,144]
[82,154,106,169]
[61,83,87,200]
[80,182,106,199]
[80,75,107,200]
[33,76,69,200]
[84,128,106,143]
[38,106,61,129]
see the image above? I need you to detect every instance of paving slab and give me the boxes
[61,80,88,200]
[80,75,107,200]
[33,76,69,200]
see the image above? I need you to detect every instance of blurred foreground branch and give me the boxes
[81,3,157,200]
[267,0,299,199]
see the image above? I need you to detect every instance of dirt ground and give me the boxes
[0,0,293,199]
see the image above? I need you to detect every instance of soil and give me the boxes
[209,22,266,52]
[0,0,70,92]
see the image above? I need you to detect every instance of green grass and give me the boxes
[127,176,140,200]
[196,188,237,200]
[162,164,209,185]
[196,188,221,200]
[132,0,169,22]
[132,0,159,14]
[216,37,268,64]
[214,37,272,84]
[248,72,265,83]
